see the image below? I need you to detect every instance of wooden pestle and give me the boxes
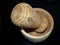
[11,3,41,28]
[11,3,48,32]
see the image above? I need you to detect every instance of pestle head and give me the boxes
[11,3,41,28]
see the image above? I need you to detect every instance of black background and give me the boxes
[0,0,60,45]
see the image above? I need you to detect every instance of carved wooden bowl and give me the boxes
[11,3,54,43]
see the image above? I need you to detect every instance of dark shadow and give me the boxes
[23,28,36,33]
